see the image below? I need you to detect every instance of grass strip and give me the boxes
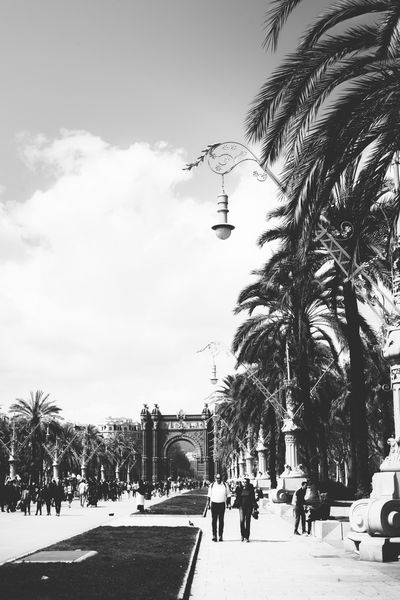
[0,526,198,600]
[148,489,208,515]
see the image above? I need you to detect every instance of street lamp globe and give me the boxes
[212,223,235,240]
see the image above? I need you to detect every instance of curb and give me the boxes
[177,528,202,600]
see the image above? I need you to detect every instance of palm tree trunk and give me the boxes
[343,281,370,496]
[317,426,329,483]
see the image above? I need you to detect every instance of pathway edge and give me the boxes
[177,528,203,600]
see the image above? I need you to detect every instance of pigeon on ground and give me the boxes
[189,520,194,526]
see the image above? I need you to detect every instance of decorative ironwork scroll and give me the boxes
[207,142,268,182]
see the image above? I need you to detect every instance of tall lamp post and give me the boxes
[187,143,304,499]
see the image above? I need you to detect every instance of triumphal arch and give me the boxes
[138,403,214,482]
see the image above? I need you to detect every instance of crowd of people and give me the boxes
[2,471,330,540]
[0,474,204,516]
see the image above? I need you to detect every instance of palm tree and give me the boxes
[52,422,82,478]
[246,0,400,247]
[104,432,135,480]
[75,424,105,479]
[245,0,399,495]
[258,162,393,493]
[215,373,274,478]
[248,0,400,164]
[9,390,61,483]
[233,249,343,481]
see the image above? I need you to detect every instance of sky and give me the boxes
[0,0,330,425]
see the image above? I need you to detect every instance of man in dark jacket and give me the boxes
[293,481,308,535]
[52,480,65,516]
[234,477,258,542]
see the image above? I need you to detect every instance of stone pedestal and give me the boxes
[346,325,400,560]
[52,460,59,481]
[8,432,17,479]
[269,470,306,503]
[52,443,60,481]
[8,457,16,479]
[255,428,268,479]
[233,456,239,479]
[245,450,253,477]
[270,418,305,503]
[238,452,245,478]
[345,531,400,562]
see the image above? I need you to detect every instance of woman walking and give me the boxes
[42,483,52,515]
[20,485,31,516]
[233,477,258,542]
[135,480,146,513]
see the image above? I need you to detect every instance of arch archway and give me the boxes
[162,436,202,480]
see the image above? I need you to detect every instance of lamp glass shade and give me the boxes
[212,223,235,240]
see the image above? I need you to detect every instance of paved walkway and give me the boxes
[2,496,400,599]
[189,506,400,600]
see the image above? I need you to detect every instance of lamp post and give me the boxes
[190,143,304,500]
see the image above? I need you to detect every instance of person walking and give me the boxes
[0,480,6,512]
[135,480,146,513]
[66,481,74,508]
[20,485,31,516]
[34,484,44,516]
[233,477,258,542]
[42,483,52,515]
[292,481,308,535]
[53,480,65,516]
[206,474,231,542]
[78,479,88,507]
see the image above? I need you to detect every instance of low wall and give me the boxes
[268,498,352,541]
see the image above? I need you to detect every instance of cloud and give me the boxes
[0,131,279,424]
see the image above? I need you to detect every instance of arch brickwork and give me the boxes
[139,404,214,482]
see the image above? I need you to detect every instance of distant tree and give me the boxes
[9,390,61,483]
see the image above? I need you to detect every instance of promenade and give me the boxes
[2,495,400,599]
[189,506,400,600]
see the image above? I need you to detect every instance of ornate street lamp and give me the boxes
[184,142,282,240]
[189,146,304,499]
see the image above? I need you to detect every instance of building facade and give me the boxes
[97,403,214,482]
